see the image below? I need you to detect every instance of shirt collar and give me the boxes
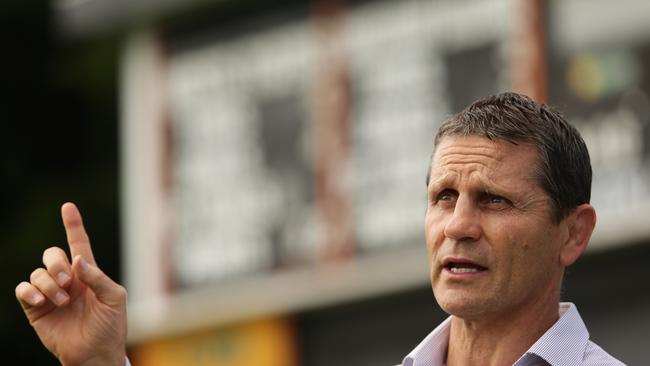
[402,302,590,366]
[402,315,451,366]
[515,302,590,366]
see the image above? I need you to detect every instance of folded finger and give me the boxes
[29,268,70,307]
[15,281,46,310]
[42,246,73,288]
[73,255,127,307]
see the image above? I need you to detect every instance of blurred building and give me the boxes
[55,0,650,364]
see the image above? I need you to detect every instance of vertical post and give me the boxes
[120,29,175,305]
[311,0,355,261]
[511,0,548,103]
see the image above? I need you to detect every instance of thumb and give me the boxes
[72,255,126,306]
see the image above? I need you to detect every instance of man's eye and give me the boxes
[437,190,456,202]
[490,196,507,204]
[483,194,511,206]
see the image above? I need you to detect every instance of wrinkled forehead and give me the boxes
[434,135,506,159]
[433,134,540,161]
[434,134,511,157]
[429,135,542,184]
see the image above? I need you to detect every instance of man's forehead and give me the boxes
[429,135,540,184]
[433,135,517,161]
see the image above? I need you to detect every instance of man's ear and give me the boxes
[560,204,597,266]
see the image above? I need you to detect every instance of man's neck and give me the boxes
[445,296,560,366]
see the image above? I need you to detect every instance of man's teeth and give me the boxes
[450,267,479,273]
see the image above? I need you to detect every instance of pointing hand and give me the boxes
[15,203,128,366]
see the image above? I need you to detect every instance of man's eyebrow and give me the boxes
[427,173,513,195]
[427,174,453,193]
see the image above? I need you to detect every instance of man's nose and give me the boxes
[443,196,481,241]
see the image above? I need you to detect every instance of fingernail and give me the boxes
[55,291,69,305]
[78,256,89,273]
[57,272,71,286]
[32,293,44,305]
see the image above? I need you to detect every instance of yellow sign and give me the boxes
[129,317,297,366]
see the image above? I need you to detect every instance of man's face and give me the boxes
[425,135,568,320]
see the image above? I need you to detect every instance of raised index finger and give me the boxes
[61,202,96,266]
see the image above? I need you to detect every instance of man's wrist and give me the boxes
[73,349,127,366]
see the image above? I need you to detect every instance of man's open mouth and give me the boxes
[444,261,487,274]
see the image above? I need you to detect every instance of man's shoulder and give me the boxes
[583,340,626,365]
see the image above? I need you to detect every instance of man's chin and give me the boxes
[434,290,493,319]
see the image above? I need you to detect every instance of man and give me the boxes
[15,92,624,366]
[400,92,624,365]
